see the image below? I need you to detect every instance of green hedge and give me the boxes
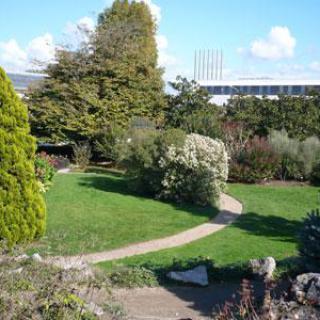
[0,67,46,248]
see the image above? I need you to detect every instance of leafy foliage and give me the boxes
[94,123,126,161]
[72,142,92,169]
[226,95,320,140]
[35,152,57,192]
[269,130,320,180]
[121,129,228,205]
[159,133,228,205]
[119,128,164,195]
[0,67,46,248]
[165,77,222,138]
[311,162,320,186]
[229,137,279,183]
[27,0,166,144]
[299,209,320,268]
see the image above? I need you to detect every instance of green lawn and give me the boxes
[98,184,320,271]
[29,173,217,256]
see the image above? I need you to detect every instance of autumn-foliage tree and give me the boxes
[0,67,46,247]
[27,0,166,144]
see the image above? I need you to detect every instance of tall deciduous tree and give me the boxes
[94,0,166,125]
[0,67,46,247]
[27,0,166,143]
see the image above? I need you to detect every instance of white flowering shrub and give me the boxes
[159,133,228,206]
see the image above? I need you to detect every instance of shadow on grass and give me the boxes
[77,174,218,220]
[232,212,303,242]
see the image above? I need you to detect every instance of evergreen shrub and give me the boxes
[0,67,46,247]
[299,209,320,268]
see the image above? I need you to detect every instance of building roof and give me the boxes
[198,79,320,86]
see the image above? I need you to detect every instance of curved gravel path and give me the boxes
[48,193,242,268]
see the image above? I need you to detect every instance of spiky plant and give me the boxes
[299,209,320,268]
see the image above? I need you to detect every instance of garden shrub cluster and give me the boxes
[229,136,279,183]
[72,142,92,169]
[119,128,228,206]
[227,128,320,183]
[0,67,46,248]
[159,133,228,205]
[269,130,320,181]
[34,152,57,192]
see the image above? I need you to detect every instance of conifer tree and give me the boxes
[0,67,46,247]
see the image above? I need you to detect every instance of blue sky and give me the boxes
[1,0,320,80]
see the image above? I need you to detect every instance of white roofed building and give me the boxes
[198,78,320,106]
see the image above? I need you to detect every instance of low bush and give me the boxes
[159,133,228,205]
[269,130,303,180]
[118,128,162,195]
[120,129,228,206]
[107,266,159,288]
[269,130,320,181]
[34,152,57,191]
[229,137,279,183]
[300,136,320,178]
[94,123,126,162]
[299,209,320,269]
[72,142,92,169]
[51,154,70,170]
[310,161,320,185]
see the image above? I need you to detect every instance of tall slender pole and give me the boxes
[215,49,219,80]
[211,49,214,80]
[202,50,206,81]
[194,50,197,80]
[206,49,210,80]
[220,49,223,80]
[198,50,201,80]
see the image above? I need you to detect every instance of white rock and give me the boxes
[31,253,43,262]
[9,267,23,274]
[167,265,208,286]
[14,254,29,262]
[85,302,104,316]
[292,273,320,306]
[249,257,276,279]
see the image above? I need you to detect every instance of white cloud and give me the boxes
[0,34,55,72]
[309,61,320,72]
[156,34,168,50]
[248,26,296,60]
[63,16,95,49]
[0,39,27,72]
[136,0,161,23]
[27,33,55,65]
[155,34,178,72]
[0,16,96,72]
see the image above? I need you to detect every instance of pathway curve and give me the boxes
[48,193,242,267]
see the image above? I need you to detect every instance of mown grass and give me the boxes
[98,184,320,272]
[29,173,217,256]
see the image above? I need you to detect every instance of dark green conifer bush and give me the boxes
[299,209,320,268]
[0,67,46,248]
